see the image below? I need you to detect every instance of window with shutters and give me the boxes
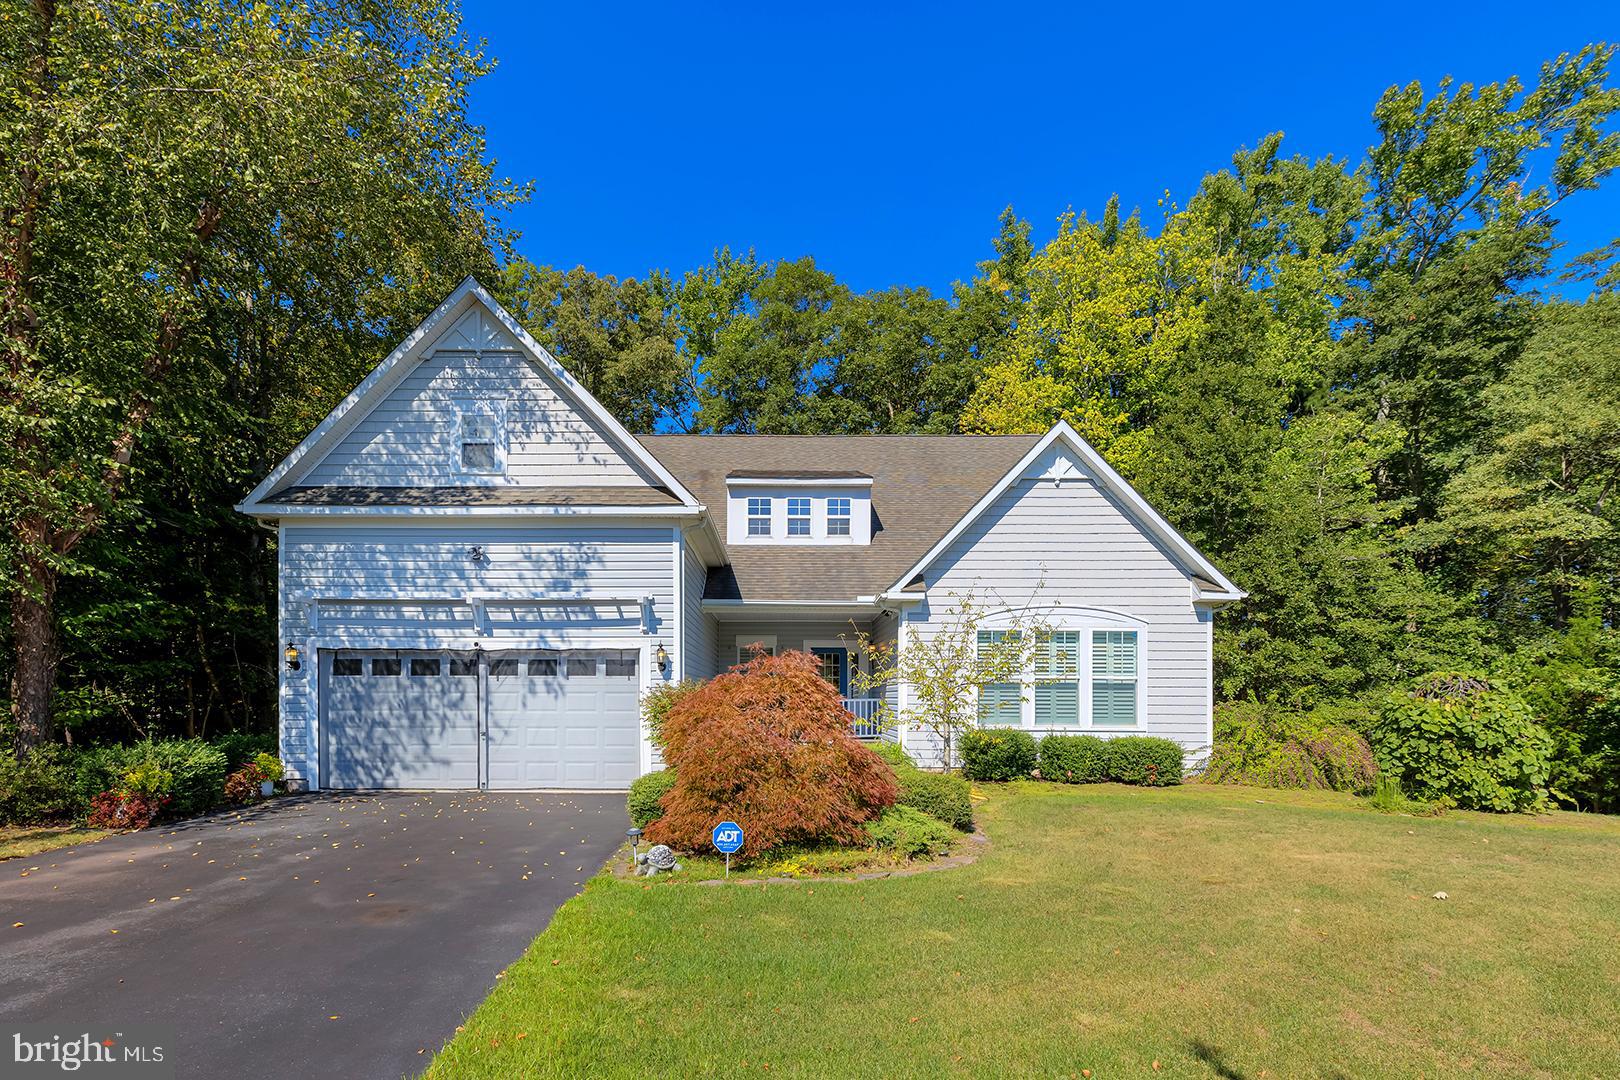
[976,630,1022,727]
[1034,631,1080,726]
[1092,630,1139,727]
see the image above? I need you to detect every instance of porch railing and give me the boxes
[842,697,883,740]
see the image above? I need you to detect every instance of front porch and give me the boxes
[706,609,896,741]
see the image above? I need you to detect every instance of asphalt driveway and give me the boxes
[1,792,627,1079]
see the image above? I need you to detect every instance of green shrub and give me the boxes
[1037,734,1109,783]
[641,680,701,749]
[871,741,916,772]
[865,805,957,858]
[1101,736,1183,786]
[0,746,80,825]
[958,728,1037,781]
[72,740,229,821]
[211,731,276,769]
[137,740,229,818]
[627,769,678,829]
[1202,700,1378,793]
[1372,674,1552,812]
[896,770,973,830]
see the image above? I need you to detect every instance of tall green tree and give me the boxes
[1342,45,1620,519]
[1,0,521,751]
[495,261,684,432]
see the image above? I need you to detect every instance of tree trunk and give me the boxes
[10,542,59,752]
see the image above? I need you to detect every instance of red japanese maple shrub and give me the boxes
[645,651,898,856]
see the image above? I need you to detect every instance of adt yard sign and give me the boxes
[712,821,744,853]
[713,821,744,876]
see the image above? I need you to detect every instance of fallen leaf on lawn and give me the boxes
[516,1033,527,1040]
[908,1017,920,1023]
[1153,1061,1161,1071]
[552,959,560,966]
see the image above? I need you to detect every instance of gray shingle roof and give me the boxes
[264,485,682,507]
[640,435,1041,602]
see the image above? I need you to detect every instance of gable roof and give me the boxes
[237,277,701,515]
[882,421,1246,604]
[639,435,1042,602]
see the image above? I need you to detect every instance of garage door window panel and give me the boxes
[409,658,441,677]
[371,657,401,677]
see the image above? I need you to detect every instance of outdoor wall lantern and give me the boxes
[626,826,642,869]
[656,644,670,672]
[284,643,302,671]
[467,544,486,563]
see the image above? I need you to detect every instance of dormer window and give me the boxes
[787,497,811,536]
[726,471,872,546]
[458,406,504,475]
[747,497,772,536]
[827,497,851,536]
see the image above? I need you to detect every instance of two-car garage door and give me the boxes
[318,648,640,790]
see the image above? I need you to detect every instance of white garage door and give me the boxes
[319,648,641,790]
[486,650,641,789]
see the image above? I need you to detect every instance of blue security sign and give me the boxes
[712,821,744,854]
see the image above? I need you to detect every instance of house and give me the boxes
[238,278,1243,791]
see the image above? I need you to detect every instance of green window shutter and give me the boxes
[1091,631,1138,727]
[977,630,1021,726]
[1034,682,1079,726]
[979,681,1021,726]
[1034,632,1079,725]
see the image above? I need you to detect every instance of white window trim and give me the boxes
[746,497,772,537]
[455,402,507,477]
[970,621,1147,733]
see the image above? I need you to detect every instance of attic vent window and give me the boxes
[458,408,505,475]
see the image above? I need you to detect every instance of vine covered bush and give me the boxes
[1203,700,1378,793]
[1372,674,1553,812]
[645,652,897,856]
[959,729,1037,781]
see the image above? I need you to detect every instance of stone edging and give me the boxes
[612,827,990,886]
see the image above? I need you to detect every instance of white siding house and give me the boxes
[240,278,1241,791]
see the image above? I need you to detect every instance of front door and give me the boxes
[810,647,849,697]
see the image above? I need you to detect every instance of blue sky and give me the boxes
[461,2,1620,298]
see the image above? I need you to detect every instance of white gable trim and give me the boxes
[237,277,701,514]
[882,421,1245,604]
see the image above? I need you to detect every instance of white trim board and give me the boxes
[883,421,1245,604]
[237,277,702,514]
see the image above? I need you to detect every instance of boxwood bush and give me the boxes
[1372,674,1552,812]
[1037,734,1109,783]
[896,770,973,831]
[865,805,957,858]
[1100,736,1183,786]
[958,729,1037,781]
[626,768,678,828]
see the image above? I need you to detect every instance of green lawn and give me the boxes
[426,783,1620,1079]
[0,825,108,861]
